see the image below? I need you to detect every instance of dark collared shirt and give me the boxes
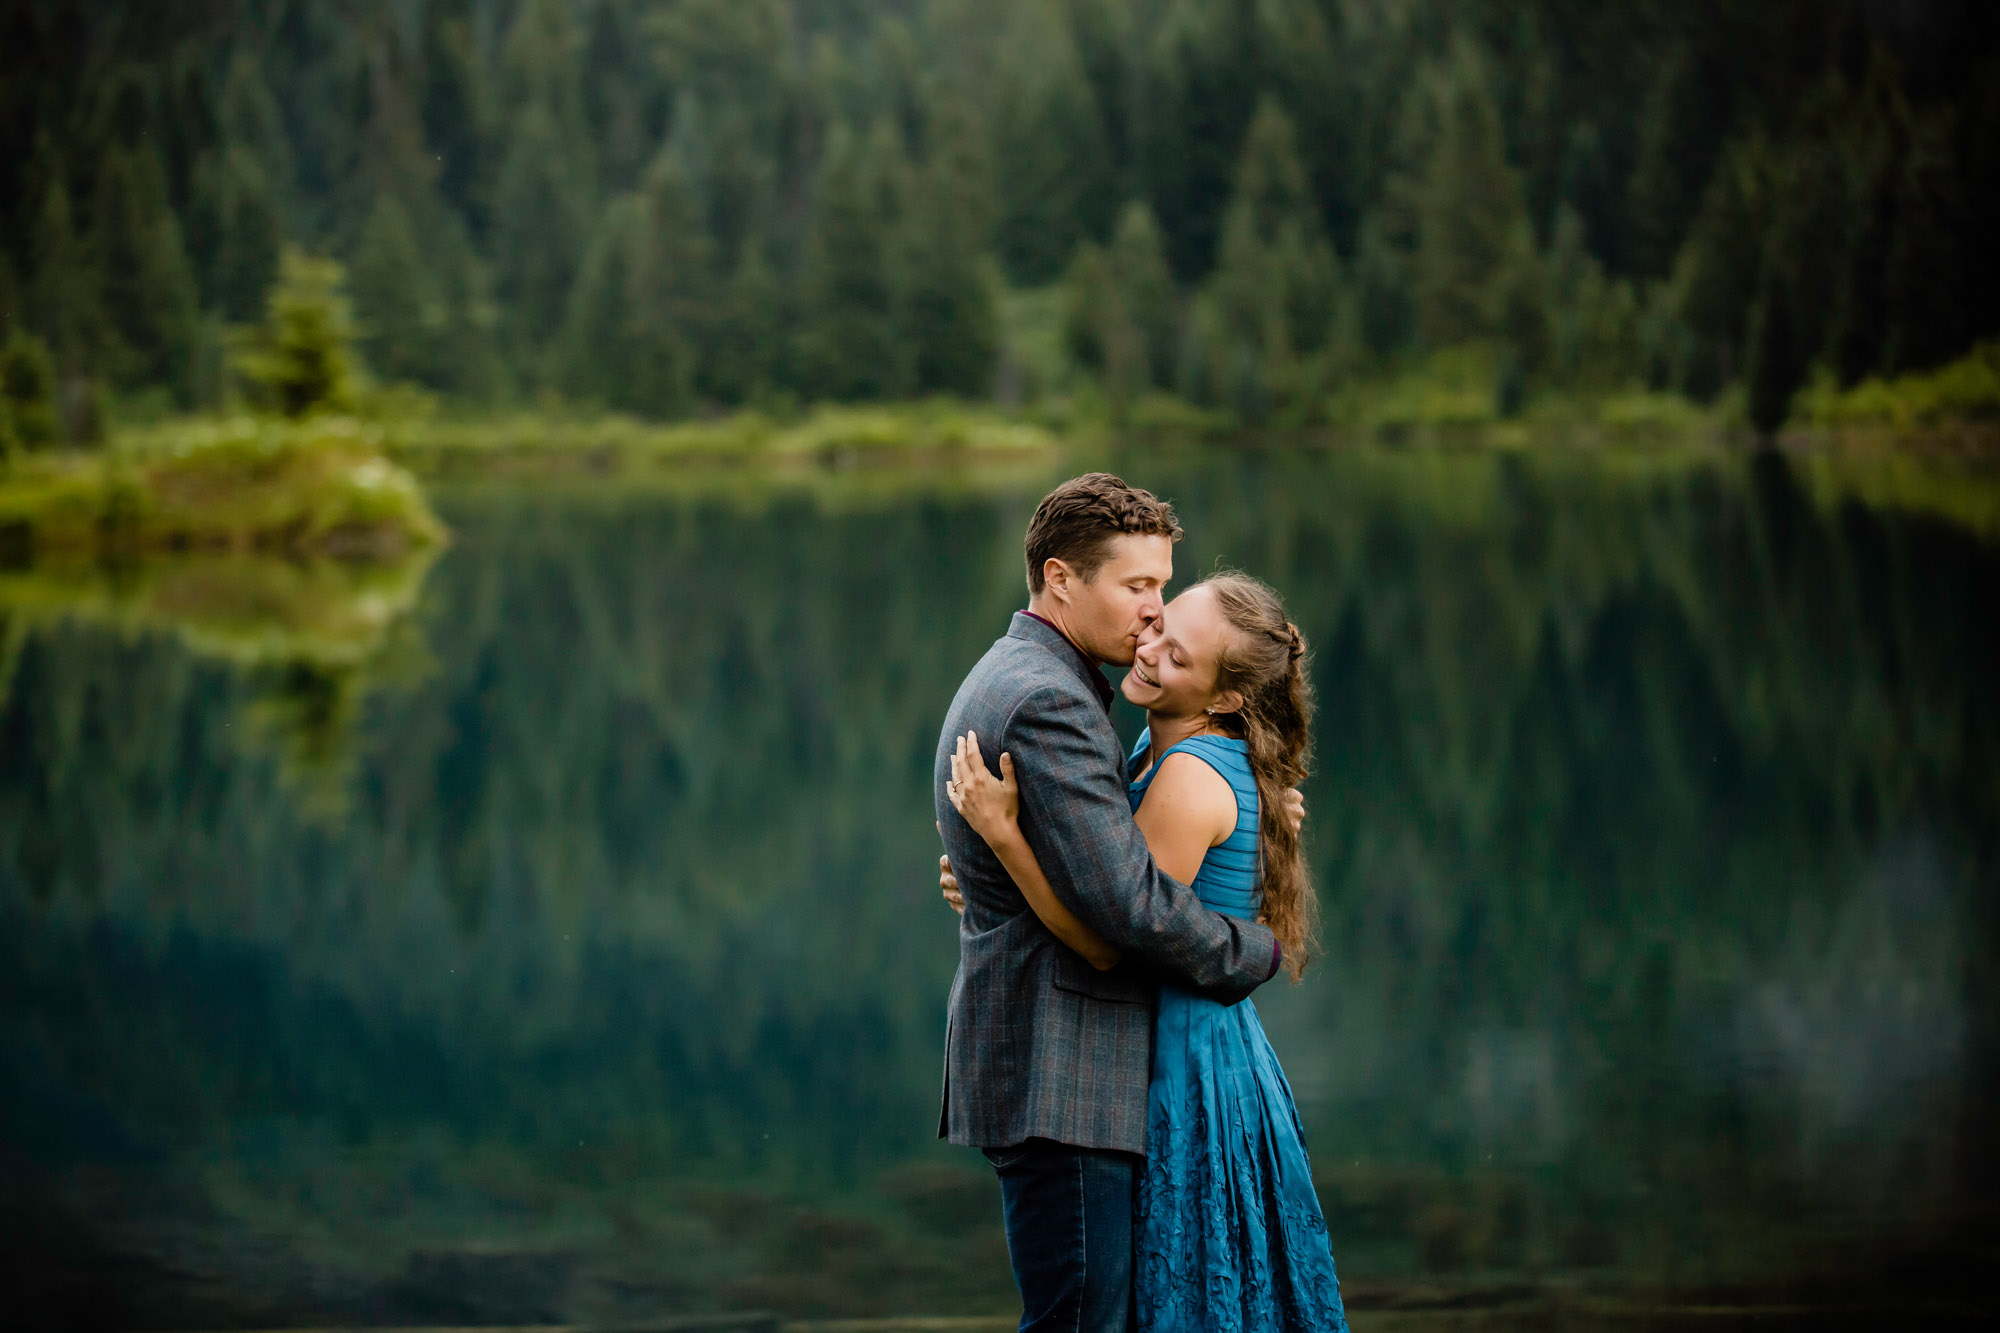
[1017,610,1282,982]
[1020,610,1116,714]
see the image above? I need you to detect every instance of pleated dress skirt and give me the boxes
[1135,984,1350,1333]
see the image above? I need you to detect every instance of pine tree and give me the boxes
[493,102,591,375]
[1211,100,1339,355]
[796,124,901,401]
[192,144,285,322]
[0,332,59,450]
[188,48,291,321]
[560,196,645,411]
[1133,1,1261,282]
[1625,41,1699,281]
[92,144,201,401]
[1108,202,1178,388]
[902,147,999,398]
[706,242,783,406]
[351,192,442,386]
[991,4,1116,284]
[1671,139,1769,400]
[926,95,997,261]
[1354,215,1417,362]
[559,137,713,421]
[1403,40,1531,351]
[1823,62,1901,387]
[1543,205,1638,390]
[492,0,595,375]
[1063,243,1117,373]
[29,173,97,377]
[1203,99,1341,418]
[624,145,714,417]
[231,248,362,418]
[1882,109,1972,374]
[1745,254,1802,436]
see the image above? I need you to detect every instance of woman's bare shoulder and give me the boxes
[1139,750,1240,843]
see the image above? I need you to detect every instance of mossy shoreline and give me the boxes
[386,400,1064,478]
[3,351,1994,565]
[372,338,1998,472]
[0,414,446,561]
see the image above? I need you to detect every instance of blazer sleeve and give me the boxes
[1001,684,1278,1003]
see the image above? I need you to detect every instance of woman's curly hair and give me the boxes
[1199,571,1318,981]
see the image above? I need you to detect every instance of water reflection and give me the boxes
[0,443,1994,1326]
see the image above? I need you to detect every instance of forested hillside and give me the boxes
[2,0,1995,432]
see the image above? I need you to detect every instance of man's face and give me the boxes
[1053,533,1174,666]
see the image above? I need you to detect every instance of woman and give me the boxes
[945,571,1349,1333]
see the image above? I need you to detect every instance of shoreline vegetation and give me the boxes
[0,414,444,560]
[0,238,1993,558]
[3,351,1997,564]
[5,1,1996,494]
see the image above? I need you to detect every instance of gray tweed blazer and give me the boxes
[935,612,1280,1154]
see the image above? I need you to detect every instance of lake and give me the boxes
[2,439,1995,1329]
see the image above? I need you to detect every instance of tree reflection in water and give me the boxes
[0,444,1993,1326]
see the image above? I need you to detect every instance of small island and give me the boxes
[0,250,444,562]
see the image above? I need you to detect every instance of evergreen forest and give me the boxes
[2,0,1997,436]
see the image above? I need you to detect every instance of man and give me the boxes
[934,473,1285,1333]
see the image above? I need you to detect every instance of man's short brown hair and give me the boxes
[1024,473,1184,594]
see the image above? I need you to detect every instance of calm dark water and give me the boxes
[1,443,1995,1328]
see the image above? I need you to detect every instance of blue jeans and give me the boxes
[984,1138,1138,1333]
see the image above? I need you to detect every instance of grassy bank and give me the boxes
[1794,339,2000,442]
[390,399,1063,478]
[0,414,446,559]
[8,350,1994,566]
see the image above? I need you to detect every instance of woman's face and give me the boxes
[1121,584,1233,716]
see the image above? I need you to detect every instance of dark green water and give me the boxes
[2,443,1995,1328]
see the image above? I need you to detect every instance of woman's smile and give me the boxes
[1132,660,1161,687]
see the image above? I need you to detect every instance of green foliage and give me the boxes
[1400,40,1537,354]
[1062,202,1179,414]
[229,248,362,419]
[1797,341,2000,431]
[992,3,1116,284]
[0,332,59,451]
[350,195,440,388]
[0,414,444,558]
[94,145,203,402]
[0,0,1994,433]
[796,123,905,402]
[902,136,1002,399]
[1546,207,1642,391]
[186,51,288,322]
[1192,100,1343,422]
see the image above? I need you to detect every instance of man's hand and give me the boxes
[937,823,965,915]
[1283,786,1306,837]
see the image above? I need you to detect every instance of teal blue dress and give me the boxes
[1128,730,1349,1333]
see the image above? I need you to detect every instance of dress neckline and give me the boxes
[1130,728,1249,788]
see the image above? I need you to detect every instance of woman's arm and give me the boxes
[947,732,1122,970]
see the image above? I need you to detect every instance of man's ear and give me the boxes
[1042,557,1074,602]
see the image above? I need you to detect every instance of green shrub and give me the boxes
[230,248,363,419]
[1797,341,2000,430]
[0,332,59,449]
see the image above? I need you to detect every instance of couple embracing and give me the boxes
[934,473,1349,1332]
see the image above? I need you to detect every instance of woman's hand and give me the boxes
[938,848,964,916]
[946,731,1020,844]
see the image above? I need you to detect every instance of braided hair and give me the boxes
[1197,572,1317,981]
